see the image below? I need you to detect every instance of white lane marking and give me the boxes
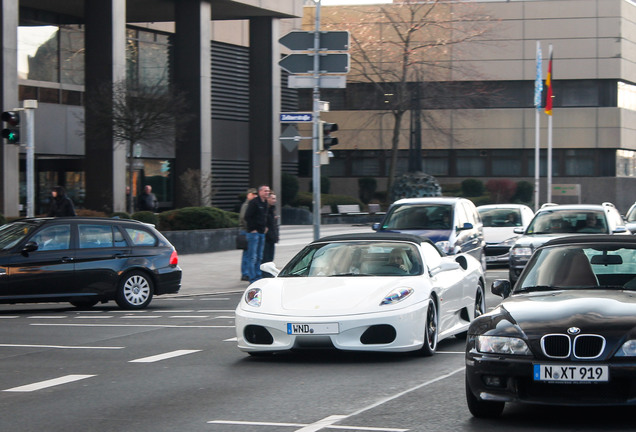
[27,316,66,319]
[0,316,19,319]
[436,351,465,354]
[169,315,210,318]
[224,337,237,342]
[129,349,201,363]
[30,323,234,329]
[0,344,123,350]
[123,315,163,319]
[297,415,347,432]
[4,374,95,392]
[208,419,407,431]
[75,316,114,319]
[196,310,235,313]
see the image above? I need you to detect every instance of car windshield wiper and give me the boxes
[514,285,559,293]
[329,273,373,277]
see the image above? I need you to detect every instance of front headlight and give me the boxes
[500,237,518,247]
[380,287,413,305]
[615,340,636,357]
[511,247,532,257]
[244,288,262,307]
[435,241,451,254]
[476,335,531,355]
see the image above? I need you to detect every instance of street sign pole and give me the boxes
[23,100,37,217]
[312,0,322,241]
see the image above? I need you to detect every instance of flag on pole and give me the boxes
[544,45,553,116]
[534,42,543,110]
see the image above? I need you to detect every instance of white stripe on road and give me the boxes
[129,349,201,363]
[169,315,210,318]
[4,374,95,392]
[30,323,234,329]
[0,344,123,350]
[208,419,407,431]
[0,316,19,319]
[224,337,237,342]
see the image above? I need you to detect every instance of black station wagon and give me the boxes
[0,217,181,309]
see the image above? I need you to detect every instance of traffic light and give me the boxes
[1,111,20,144]
[321,121,339,151]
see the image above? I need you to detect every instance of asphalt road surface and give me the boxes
[1,225,634,431]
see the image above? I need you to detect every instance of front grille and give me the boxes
[574,335,605,359]
[542,334,570,358]
[485,246,510,257]
[541,333,606,359]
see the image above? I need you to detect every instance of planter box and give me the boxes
[162,227,239,255]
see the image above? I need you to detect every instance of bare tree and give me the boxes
[83,79,191,212]
[320,0,497,194]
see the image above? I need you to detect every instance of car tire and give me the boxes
[417,299,438,356]
[465,375,505,418]
[69,300,98,309]
[474,281,486,319]
[115,270,154,309]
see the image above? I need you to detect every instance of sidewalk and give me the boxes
[174,224,373,296]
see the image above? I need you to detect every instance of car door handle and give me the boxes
[113,253,129,259]
[61,257,74,263]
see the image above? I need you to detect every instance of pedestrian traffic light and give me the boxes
[320,121,339,151]
[1,111,20,144]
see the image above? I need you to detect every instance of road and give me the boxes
[0,225,633,431]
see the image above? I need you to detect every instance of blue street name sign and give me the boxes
[280,113,313,122]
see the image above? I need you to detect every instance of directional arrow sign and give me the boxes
[279,31,350,51]
[279,53,349,74]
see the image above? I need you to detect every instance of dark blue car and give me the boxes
[373,197,486,270]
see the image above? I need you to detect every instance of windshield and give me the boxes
[526,210,607,234]
[478,208,522,227]
[0,221,39,250]
[279,241,423,277]
[627,206,636,223]
[381,204,452,230]
[516,244,636,292]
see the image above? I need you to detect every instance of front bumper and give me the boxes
[235,301,429,353]
[466,349,636,406]
[485,245,511,265]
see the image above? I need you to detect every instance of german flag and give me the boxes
[544,46,553,116]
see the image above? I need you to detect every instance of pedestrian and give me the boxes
[262,191,279,267]
[244,184,270,283]
[47,185,76,217]
[138,184,158,212]
[238,187,257,281]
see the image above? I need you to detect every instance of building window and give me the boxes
[565,149,595,176]
[616,149,636,177]
[491,150,522,176]
[456,151,486,176]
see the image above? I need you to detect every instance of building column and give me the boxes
[249,17,281,195]
[84,0,127,213]
[0,1,20,217]
[174,0,212,207]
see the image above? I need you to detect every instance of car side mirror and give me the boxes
[430,259,461,276]
[260,261,280,277]
[513,227,525,234]
[612,226,628,234]
[457,222,473,231]
[22,241,38,255]
[372,222,380,231]
[492,279,512,299]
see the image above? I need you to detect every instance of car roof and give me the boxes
[542,235,636,248]
[391,197,466,206]
[477,204,530,210]
[314,232,433,246]
[9,217,153,229]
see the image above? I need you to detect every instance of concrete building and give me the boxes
[0,0,303,216]
[297,0,636,212]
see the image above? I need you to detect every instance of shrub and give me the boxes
[132,211,159,226]
[281,173,299,206]
[157,206,238,231]
[461,179,485,197]
[513,180,534,204]
[486,179,517,203]
[358,177,377,204]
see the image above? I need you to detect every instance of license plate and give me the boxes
[533,364,609,382]
[287,323,339,335]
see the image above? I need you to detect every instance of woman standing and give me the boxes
[47,185,76,217]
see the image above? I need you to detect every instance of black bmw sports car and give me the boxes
[0,217,181,309]
[466,235,636,417]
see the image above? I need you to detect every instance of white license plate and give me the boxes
[533,364,609,382]
[287,323,339,335]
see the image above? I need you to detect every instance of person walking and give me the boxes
[262,191,279,266]
[138,185,158,212]
[47,185,76,217]
[244,184,270,283]
[238,188,257,281]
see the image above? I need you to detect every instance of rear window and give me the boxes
[478,208,522,227]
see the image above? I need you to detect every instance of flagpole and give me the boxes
[534,41,542,211]
[546,44,553,203]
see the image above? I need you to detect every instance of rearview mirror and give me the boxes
[492,279,512,299]
[22,241,38,254]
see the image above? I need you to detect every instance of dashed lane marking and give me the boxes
[129,349,201,363]
[0,343,123,350]
[30,323,234,329]
[4,374,95,392]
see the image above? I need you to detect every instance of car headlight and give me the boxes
[500,237,518,247]
[615,340,636,357]
[380,287,413,305]
[435,241,451,254]
[510,247,532,257]
[244,288,262,307]
[476,335,531,355]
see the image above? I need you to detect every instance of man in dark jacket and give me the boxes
[262,191,279,265]
[138,185,158,212]
[243,184,270,282]
[47,185,76,217]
